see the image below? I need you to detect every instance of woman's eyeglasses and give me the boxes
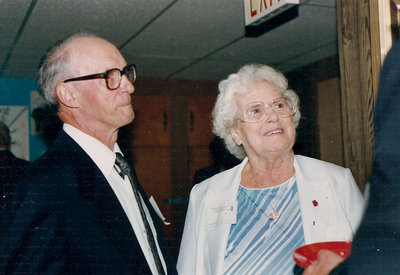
[242,97,296,123]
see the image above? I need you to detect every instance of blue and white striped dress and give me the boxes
[223,176,305,275]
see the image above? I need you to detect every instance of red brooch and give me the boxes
[312,200,319,207]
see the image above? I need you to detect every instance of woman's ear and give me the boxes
[56,83,79,108]
[230,126,242,146]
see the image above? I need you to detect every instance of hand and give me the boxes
[303,250,345,275]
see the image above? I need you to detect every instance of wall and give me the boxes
[286,55,341,162]
[317,77,344,166]
[131,77,219,257]
[0,77,47,161]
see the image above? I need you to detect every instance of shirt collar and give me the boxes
[63,123,122,176]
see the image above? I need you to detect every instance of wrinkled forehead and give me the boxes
[66,37,126,73]
[235,81,283,108]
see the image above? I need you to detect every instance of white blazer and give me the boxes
[177,155,364,275]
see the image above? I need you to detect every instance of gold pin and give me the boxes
[269,207,279,220]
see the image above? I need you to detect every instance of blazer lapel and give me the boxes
[58,131,152,273]
[294,156,332,243]
[200,159,247,274]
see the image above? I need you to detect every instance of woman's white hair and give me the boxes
[212,63,301,160]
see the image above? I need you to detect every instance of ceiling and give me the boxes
[0,0,337,82]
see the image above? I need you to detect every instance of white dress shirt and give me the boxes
[63,123,166,275]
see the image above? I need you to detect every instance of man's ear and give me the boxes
[230,126,242,146]
[56,83,79,108]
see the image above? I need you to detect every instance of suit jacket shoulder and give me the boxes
[0,130,157,274]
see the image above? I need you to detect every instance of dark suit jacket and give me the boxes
[333,40,400,274]
[0,150,30,197]
[0,130,177,274]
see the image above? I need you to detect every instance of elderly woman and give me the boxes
[177,64,364,275]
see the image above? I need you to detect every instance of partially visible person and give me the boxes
[304,40,400,275]
[0,32,176,274]
[0,121,30,197]
[31,104,62,146]
[177,63,364,275]
[193,137,240,185]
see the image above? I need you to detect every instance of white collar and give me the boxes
[63,123,122,176]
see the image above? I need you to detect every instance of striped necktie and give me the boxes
[115,152,165,275]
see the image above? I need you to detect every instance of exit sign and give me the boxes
[244,0,299,26]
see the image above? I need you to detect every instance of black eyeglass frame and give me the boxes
[63,64,137,90]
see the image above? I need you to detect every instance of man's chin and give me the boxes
[124,111,135,125]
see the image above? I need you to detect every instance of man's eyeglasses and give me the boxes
[242,97,296,123]
[63,64,137,90]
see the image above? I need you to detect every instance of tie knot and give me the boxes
[115,152,130,178]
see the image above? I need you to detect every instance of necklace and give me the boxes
[240,176,295,221]
[242,162,296,219]
[240,187,280,221]
[269,204,279,220]
[240,185,282,221]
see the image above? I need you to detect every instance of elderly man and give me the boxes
[0,33,176,274]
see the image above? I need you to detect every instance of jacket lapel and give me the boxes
[200,159,247,274]
[294,156,332,243]
[57,131,152,273]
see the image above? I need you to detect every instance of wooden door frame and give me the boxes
[336,0,394,192]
